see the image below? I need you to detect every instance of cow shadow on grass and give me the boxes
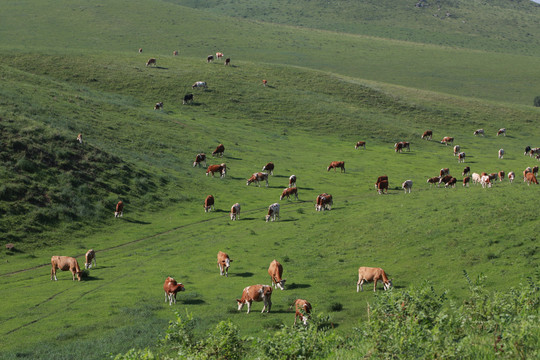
[226,156,242,160]
[122,218,151,225]
[213,209,228,213]
[228,176,245,181]
[234,272,254,277]
[278,219,298,222]
[287,283,311,290]
[81,275,102,281]
[273,175,289,178]
[153,66,168,70]
[183,298,206,305]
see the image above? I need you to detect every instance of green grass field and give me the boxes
[0,0,539,358]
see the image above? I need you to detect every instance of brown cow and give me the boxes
[396,141,410,151]
[85,249,96,269]
[458,152,466,163]
[441,137,454,145]
[525,172,539,185]
[265,203,280,222]
[316,193,333,211]
[498,171,505,181]
[173,50,179,56]
[163,277,185,305]
[146,58,156,67]
[377,180,388,194]
[356,266,392,292]
[51,256,82,281]
[280,187,298,201]
[206,163,227,178]
[463,176,470,187]
[376,175,389,189]
[230,203,241,221]
[77,133,83,144]
[204,195,215,212]
[394,142,404,153]
[327,161,345,172]
[193,153,206,167]
[422,130,432,140]
[533,166,539,176]
[268,260,286,290]
[115,201,124,218]
[247,172,269,187]
[262,162,274,175]
[427,176,440,186]
[355,141,366,150]
[212,144,225,157]
[439,174,453,185]
[440,168,450,177]
[445,177,457,188]
[462,166,470,176]
[217,251,232,277]
[262,79,268,87]
[236,285,273,313]
[288,175,297,188]
[292,299,312,325]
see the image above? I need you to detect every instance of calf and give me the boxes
[316,193,333,211]
[357,266,392,292]
[225,58,231,66]
[216,52,224,60]
[217,251,232,277]
[292,299,312,325]
[204,195,215,212]
[439,175,453,186]
[163,277,185,305]
[440,168,450,177]
[262,162,274,175]
[51,256,82,281]
[377,180,388,194]
[355,141,366,149]
[498,171,505,181]
[207,55,214,63]
[154,102,164,110]
[525,172,539,185]
[453,145,460,156]
[212,144,225,157]
[441,136,454,145]
[206,163,226,178]
[236,285,273,313]
[498,149,504,159]
[473,129,484,136]
[85,249,96,269]
[463,176,470,187]
[265,203,280,222]
[375,175,388,189]
[146,58,156,67]
[427,176,440,186]
[77,133,83,144]
[193,153,206,167]
[327,161,345,172]
[422,130,432,140]
[288,175,297,188]
[497,128,506,136]
[280,187,298,201]
[115,201,124,218]
[192,81,207,89]
[402,180,413,193]
[183,94,193,105]
[230,203,241,221]
[458,152,466,163]
[462,166,470,176]
[508,171,515,183]
[268,260,286,290]
[247,172,269,187]
[531,148,540,157]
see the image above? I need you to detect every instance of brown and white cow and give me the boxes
[498,171,505,181]
[530,148,540,157]
[212,144,225,157]
[115,201,124,218]
[462,166,470,176]
[146,58,157,67]
[77,133,83,144]
[497,128,506,136]
[525,172,539,185]
[265,203,280,222]
[481,175,492,188]
[422,130,433,140]
[206,163,227,178]
[183,94,194,105]
[498,149,505,159]
[163,277,185,305]
[193,153,206,167]
[85,249,96,269]
[192,81,207,89]
[280,187,298,201]
[154,101,164,110]
[458,152,466,163]
[473,129,484,136]
[356,267,392,292]
[316,193,333,211]
[327,161,345,172]
[288,175,297,188]
[216,52,224,60]
[402,180,413,193]
[439,168,450,177]
[292,299,312,326]
[377,180,389,194]
[394,142,404,153]
[445,177,457,188]
[427,176,440,186]
[441,137,454,145]
[439,175,453,186]
[173,50,179,56]
[508,171,515,183]
[398,141,410,151]
[268,260,286,290]
[262,162,274,175]
[51,256,82,281]
[355,141,366,150]
[230,203,241,221]
[217,251,232,277]
[236,285,272,313]
[204,195,215,212]
[262,79,268,87]
[453,145,460,156]
[463,176,471,187]
[532,166,539,176]
[376,175,389,189]
[247,172,269,187]
[138,48,143,53]
[207,55,214,63]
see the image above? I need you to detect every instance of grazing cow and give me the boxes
[531,148,540,157]
[497,128,506,136]
[192,81,207,89]
[146,58,156,67]
[453,145,460,156]
[446,177,457,188]
[183,94,194,105]
[508,171,515,183]
[533,166,539,176]
[139,48,143,53]
[462,166,470,176]
[230,203,241,221]
[84,249,96,269]
[489,173,498,181]
[51,256,82,281]
[246,172,269,187]
[193,153,206,167]
[427,176,440,186]
[481,175,492,188]
[394,142,403,153]
[498,171,505,181]
[315,193,333,211]
[463,176,470,187]
[173,50,179,56]
[472,172,481,184]
[212,143,225,157]
[280,187,298,201]
[236,285,273,313]
[356,267,392,292]
[216,52,224,60]
[422,130,433,140]
[439,175,453,186]
[498,149,504,159]
[327,161,345,172]
[77,133,83,144]
[377,180,389,194]
[154,102,164,110]
[262,79,268,87]
[115,201,124,218]
[440,168,450,177]
[268,260,286,290]
[441,137,454,145]
[207,55,214,63]
[288,175,297,188]
[292,299,312,325]
[473,129,484,136]
[265,203,280,222]
[262,162,274,175]
[402,180,413,193]
[524,146,532,156]
[399,141,410,151]
[217,251,232,277]
[524,167,532,177]
[225,58,230,66]
[525,172,539,185]
[355,141,366,150]
[204,195,215,212]
[206,164,227,178]
[163,277,185,305]
[376,175,389,189]
[458,152,466,163]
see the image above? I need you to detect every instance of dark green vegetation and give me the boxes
[0,0,539,359]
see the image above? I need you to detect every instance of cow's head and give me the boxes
[246,179,252,186]
[76,272,82,281]
[265,214,271,222]
[236,300,245,311]
[276,279,286,290]
[384,279,392,290]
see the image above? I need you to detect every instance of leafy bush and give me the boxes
[534,96,540,107]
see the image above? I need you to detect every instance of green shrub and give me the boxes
[534,96,540,107]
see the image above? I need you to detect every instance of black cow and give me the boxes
[183,94,194,105]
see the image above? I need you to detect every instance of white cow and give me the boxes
[481,175,492,188]
[401,180,413,193]
[192,81,207,89]
[230,203,241,221]
[453,145,460,156]
[474,129,484,136]
[472,172,481,184]
[508,171,515,183]
[265,203,280,222]
[498,149,504,159]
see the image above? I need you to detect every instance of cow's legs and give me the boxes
[246,302,251,314]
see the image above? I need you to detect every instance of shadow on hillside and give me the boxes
[226,156,242,160]
[238,217,256,221]
[153,66,168,70]
[122,218,151,225]
[82,275,101,281]
[234,272,254,278]
[273,175,288,178]
[228,176,245,180]
[279,219,298,222]
[214,209,228,213]
[183,299,206,305]
[287,283,311,289]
